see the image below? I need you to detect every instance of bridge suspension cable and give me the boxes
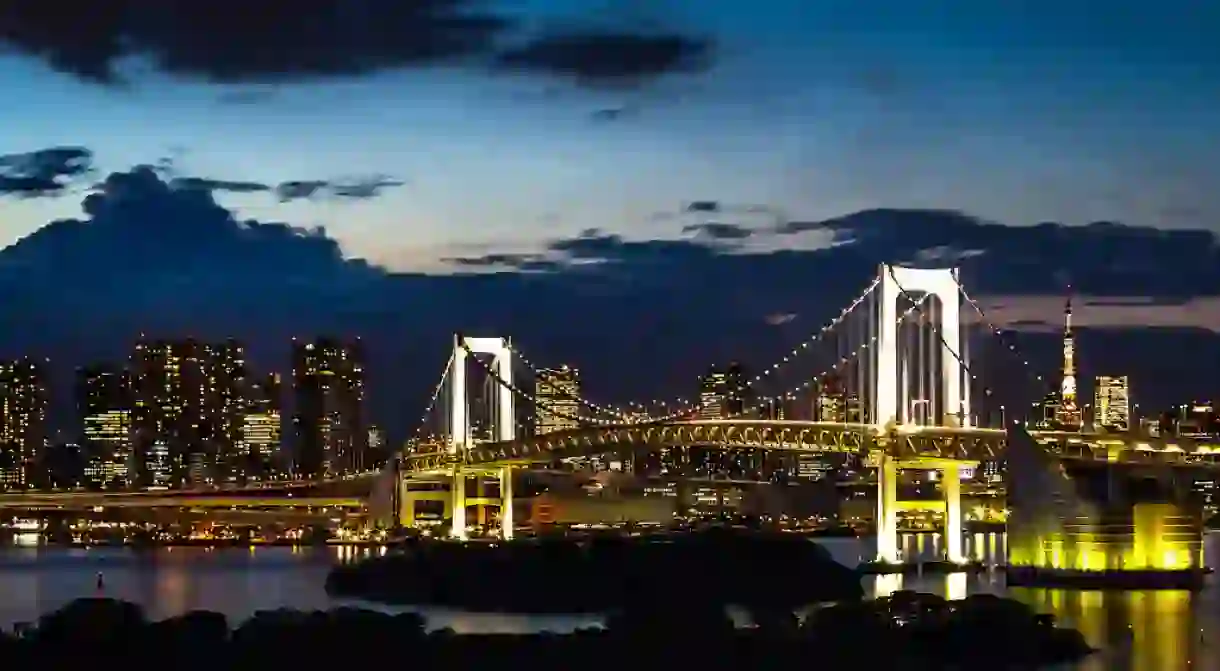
[958,283,1049,387]
[457,290,932,434]
[406,353,454,448]
[497,275,883,424]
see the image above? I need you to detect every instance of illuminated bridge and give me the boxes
[370,263,1219,578]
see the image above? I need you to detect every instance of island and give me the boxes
[326,528,865,612]
[0,593,1093,668]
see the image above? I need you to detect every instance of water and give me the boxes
[0,534,1216,670]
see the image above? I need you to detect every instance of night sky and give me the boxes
[0,0,1218,438]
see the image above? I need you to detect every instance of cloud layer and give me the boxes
[0,2,712,90]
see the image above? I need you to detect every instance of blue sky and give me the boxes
[4,0,1217,272]
[1,0,1219,432]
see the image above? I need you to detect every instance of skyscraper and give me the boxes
[78,366,134,489]
[1054,290,1082,429]
[535,366,580,434]
[0,359,47,490]
[131,339,246,488]
[292,338,366,478]
[1093,375,1130,432]
[698,367,729,419]
[238,373,282,483]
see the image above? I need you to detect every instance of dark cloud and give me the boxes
[0,146,93,197]
[0,0,511,85]
[171,177,269,194]
[681,222,754,240]
[493,30,713,89]
[170,174,404,202]
[0,3,715,92]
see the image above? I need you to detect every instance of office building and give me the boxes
[0,359,47,490]
[811,373,863,423]
[1093,375,1130,432]
[131,338,246,488]
[292,338,366,478]
[698,363,750,419]
[238,373,282,483]
[535,366,580,434]
[698,368,728,419]
[78,366,134,489]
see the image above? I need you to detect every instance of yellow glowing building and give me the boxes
[1093,375,1130,432]
[535,366,581,434]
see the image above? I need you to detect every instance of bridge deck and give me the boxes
[402,420,1220,474]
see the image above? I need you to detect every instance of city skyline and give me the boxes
[0,1,1218,437]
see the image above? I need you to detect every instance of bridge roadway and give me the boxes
[0,495,364,510]
[400,419,1220,475]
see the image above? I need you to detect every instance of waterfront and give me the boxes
[0,533,1216,670]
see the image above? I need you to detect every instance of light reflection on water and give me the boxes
[0,534,1216,670]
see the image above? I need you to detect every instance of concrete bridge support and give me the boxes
[875,456,974,565]
[876,455,900,563]
[447,467,515,540]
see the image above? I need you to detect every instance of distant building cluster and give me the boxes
[0,337,380,492]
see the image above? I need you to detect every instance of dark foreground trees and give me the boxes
[0,591,1090,670]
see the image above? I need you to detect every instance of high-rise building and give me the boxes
[1054,291,1083,429]
[1093,375,1130,432]
[698,368,729,419]
[292,338,366,478]
[698,363,751,419]
[131,339,246,488]
[811,373,863,423]
[535,366,581,434]
[238,373,282,483]
[723,362,750,416]
[0,359,47,490]
[78,366,134,489]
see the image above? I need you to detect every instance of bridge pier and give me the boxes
[876,455,900,563]
[500,466,514,540]
[868,455,976,571]
[942,462,965,564]
[451,467,468,540]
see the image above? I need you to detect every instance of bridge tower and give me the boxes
[874,264,971,430]
[394,336,518,539]
[445,335,516,541]
[872,265,974,565]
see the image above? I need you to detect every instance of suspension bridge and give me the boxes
[375,263,1218,570]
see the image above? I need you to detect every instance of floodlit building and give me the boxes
[1093,375,1130,432]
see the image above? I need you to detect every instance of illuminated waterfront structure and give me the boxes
[292,338,366,478]
[78,366,133,488]
[1054,291,1083,429]
[238,373,282,483]
[1094,375,1131,432]
[1173,402,1218,437]
[131,338,246,488]
[534,366,580,434]
[0,359,47,490]
[1007,422,1206,587]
